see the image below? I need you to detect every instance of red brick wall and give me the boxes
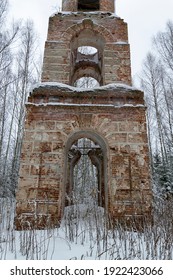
[42,13,131,85]
[15,85,152,229]
[15,1,152,230]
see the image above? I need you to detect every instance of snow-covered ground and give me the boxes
[0,199,173,260]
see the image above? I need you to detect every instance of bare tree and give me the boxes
[153,21,173,147]
[141,53,167,162]
[141,21,173,196]
[0,0,20,196]
[0,0,41,196]
[153,21,173,74]
[10,20,41,192]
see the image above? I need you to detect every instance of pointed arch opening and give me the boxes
[63,131,108,216]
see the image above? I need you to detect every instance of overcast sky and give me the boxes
[8,0,173,83]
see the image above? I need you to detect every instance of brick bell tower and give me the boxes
[15,0,152,229]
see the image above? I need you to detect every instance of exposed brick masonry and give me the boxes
[15,0,152,230]
[42,12,131,85]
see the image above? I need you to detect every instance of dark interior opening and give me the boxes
[78,0,100,11]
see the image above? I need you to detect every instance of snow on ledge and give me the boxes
[113,41,128,45]
[26,102,145,108]
[50,11,119,18]
[31,82,139,94]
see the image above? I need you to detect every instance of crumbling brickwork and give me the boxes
[15,0,152,230]
[42,12,131,85]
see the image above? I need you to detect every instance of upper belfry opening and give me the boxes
[78,0,100,11]
[62,0,115,13]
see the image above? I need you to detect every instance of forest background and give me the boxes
[1,0,173,259]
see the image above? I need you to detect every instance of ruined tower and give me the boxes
[15,0,152,229]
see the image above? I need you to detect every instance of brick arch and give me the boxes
[62,18,114,44]
[71,64,102,86]
[65,130,108,154]
[64,19,113,86]
[62,130,109,215]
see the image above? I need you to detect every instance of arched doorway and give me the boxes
[63,131,108,216]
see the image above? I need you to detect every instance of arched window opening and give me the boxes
[65,137,105,209]
[70,29,105,87]
[78,0,100,11]
[74,77,99,88]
